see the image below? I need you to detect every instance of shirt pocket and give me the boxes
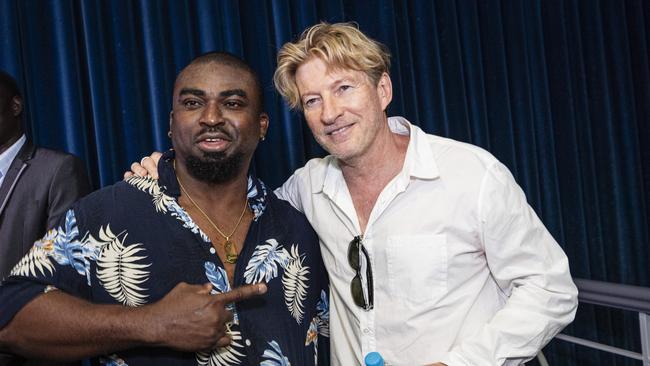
[386,234,448,304]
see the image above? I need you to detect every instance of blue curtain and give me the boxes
[1,1,648,364]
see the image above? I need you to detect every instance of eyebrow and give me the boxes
[179,88,205,97]
[178,88,248,99]
[220,89,247,99]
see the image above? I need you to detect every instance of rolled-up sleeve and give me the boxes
[443,161,578,366]
[0,208,91,329]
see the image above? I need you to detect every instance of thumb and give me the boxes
[197,283,213,294]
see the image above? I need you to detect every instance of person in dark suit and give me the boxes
[0,71,91,365]
[0,71,92,279]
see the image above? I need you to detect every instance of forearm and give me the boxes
[0,290,154,361]
[442,278,577,365]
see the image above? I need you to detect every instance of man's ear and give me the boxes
[11,96,23,117]
[259,112,269,139]
[377,73,393,112]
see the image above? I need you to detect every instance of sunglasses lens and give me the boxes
[350,274,366,308]
[348,237,360,270]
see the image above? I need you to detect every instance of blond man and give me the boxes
[131,23,578,365]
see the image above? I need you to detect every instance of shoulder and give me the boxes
[266,192,312,226]
[420,133,502,181]
[430,135,499,168]
[72,178,156,219]
[282,157,332,190]
[265,193,317,240]
[30,146,82,164]
[28,146,87,176]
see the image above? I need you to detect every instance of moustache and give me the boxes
[196,125,234,141]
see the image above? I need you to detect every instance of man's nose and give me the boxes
[200,102,222,125]
[321,96,341,125]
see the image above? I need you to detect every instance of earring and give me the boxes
[167,131,172,138]
[260,135,266,141]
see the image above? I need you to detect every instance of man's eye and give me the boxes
[304,98,319,108]
[338,85,352,93]
[183,100,201,108]
[225,101,243,108]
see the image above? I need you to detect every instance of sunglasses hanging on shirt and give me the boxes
[348,235,374,310]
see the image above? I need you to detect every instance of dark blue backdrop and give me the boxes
[1,1,648,365]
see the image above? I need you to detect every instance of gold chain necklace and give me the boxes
[174,160,248,264]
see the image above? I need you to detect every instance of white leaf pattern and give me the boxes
[196,330,245,366]
[260,340,291,366]
[94,226,151,307]
[282,245,309,323]
[99,354,128,366]
[126,176,174,213]
[243,239,290,284]
[168,200,210,242]
[9,230,57,277]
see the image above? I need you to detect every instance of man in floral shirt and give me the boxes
[0,52,329,366]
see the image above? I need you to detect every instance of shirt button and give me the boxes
[209,247,216,254]
[363,328,370,334]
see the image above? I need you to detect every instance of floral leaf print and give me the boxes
[168,201,210,242]
[99,354,128,366]
[261,340,291,366]
[282,244,310,323]
[246,176,258,199]
[196,329,245,366]
[204,261,238,324]
[204,262,231,293]
[95,226,151,307]
[49,210,98,284]
[126,176,174,213]
[247,177,267,221]
[305,318,319,346]
[244,239,290,284]
[305,318,320,365]
[316,290,330,338]
[9,228,58,277]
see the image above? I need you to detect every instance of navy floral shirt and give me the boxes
[0,151,329,366]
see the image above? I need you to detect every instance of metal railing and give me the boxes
[552,278,650,366]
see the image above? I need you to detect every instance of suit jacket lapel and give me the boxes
[0,140,36,217]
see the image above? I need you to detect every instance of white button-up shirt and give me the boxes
[276,117,577,366]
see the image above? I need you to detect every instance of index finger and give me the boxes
[216,283,267,303]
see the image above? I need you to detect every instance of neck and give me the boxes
[339,123,409,185]
[0,132,22,155]
[174,159,249,209]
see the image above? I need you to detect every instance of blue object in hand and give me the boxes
[364,352,384,366]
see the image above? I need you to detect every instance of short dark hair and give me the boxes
[0,70,21,99]
[183,51,264,113]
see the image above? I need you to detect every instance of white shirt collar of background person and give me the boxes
[0,134,26,187]
[274,116,577,365]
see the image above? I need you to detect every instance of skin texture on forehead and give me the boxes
[174,61,262,114]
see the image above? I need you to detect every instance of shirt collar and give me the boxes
[388,116,439,180]
[0,134,26,180]
[158,149,268,220]
[316,116,439,194]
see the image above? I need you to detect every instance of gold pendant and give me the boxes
[224,240,238,264]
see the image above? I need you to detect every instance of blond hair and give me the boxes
[273,22,391,110]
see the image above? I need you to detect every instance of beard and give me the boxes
[185,150,245,184]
